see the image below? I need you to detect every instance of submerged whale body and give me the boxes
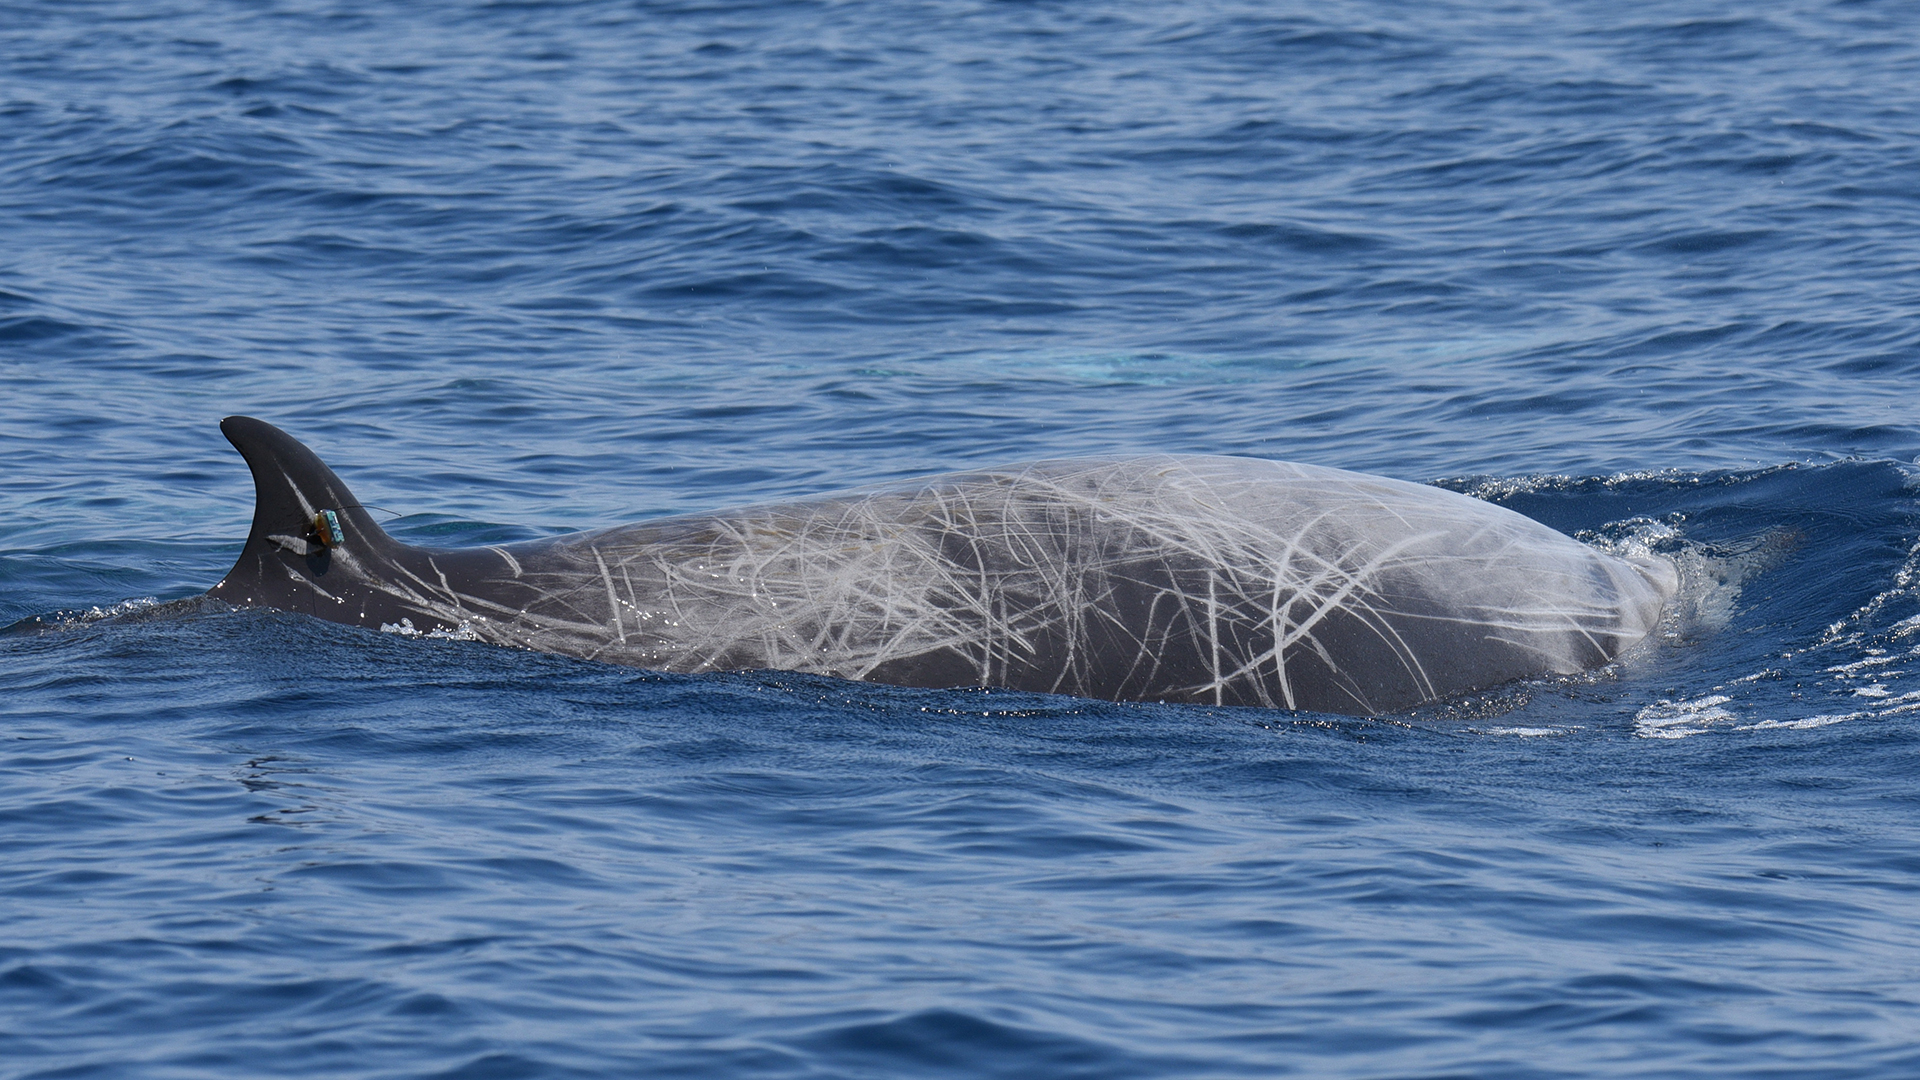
[209,417,1677,715]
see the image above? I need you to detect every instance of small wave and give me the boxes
[0,315,90,343]
[1439,466,1720,503]
[1735,714,1862,731]
[5,597,160,633]
[785,1007,1142,1078]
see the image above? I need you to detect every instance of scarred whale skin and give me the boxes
[208,416,1677,715]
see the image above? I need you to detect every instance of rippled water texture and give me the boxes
[4,1,1920,1077]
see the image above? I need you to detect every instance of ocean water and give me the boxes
[5,0,1920,1076]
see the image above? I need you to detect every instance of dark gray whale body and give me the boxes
[210,417,1676,715]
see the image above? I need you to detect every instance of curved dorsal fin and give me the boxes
[211,417,411,607]
[219,416,400,555]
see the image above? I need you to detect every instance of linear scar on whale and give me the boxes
[208,416,1678,716]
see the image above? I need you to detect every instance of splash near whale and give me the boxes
[208,416,1677,715]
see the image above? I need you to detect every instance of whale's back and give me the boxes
[490,456,1674,714]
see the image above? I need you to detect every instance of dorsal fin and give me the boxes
[211,416,408,605]
[219,416,399,554]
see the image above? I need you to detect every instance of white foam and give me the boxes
[380,617,482,641]
[1634,695,1738,739]
[1824,653,1899,675]
[1736,713,1863,731]
[81,597,159,621]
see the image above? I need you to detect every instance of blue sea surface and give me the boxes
[5,1,1920,1076]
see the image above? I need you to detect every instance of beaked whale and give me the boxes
[209,416,1677,715]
